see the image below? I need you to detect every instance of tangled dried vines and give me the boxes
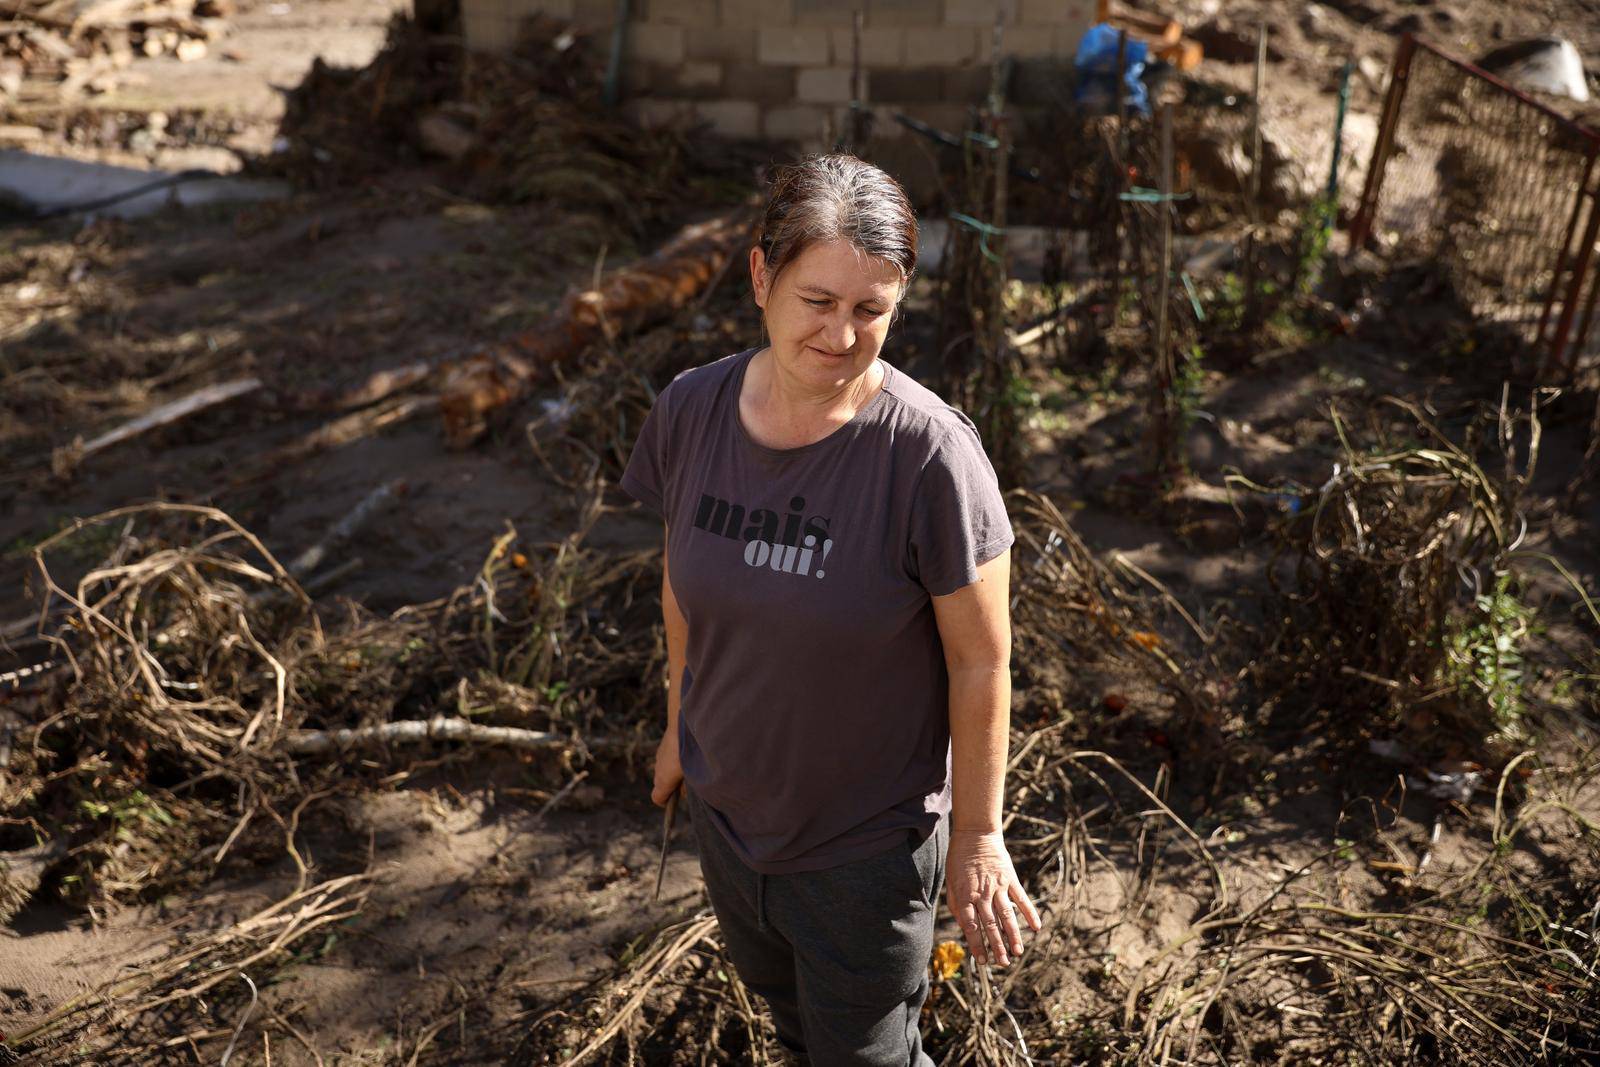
[1227,389,1600,764]
[0,480,662,1061]
[512,793,1597,1066]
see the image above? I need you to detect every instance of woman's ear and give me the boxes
[749,246,769,309]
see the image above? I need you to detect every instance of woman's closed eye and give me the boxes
[807,298,887,322]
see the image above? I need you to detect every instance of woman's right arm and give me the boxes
[652,524,688,806]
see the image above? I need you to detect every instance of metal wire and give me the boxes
[1356,37,1600,375]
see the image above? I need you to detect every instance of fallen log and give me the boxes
[437,207,754,446]
[282,715,564,756]
[294,207,754,446]
[444,207,755,447]
[52,376,262,477]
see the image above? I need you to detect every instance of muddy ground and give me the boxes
[3,0,1600,1064]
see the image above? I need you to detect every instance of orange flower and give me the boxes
[931,940,966,981]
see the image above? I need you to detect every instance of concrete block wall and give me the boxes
[461,0,1098,146]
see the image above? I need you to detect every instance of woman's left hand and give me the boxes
[945,828,1042,968]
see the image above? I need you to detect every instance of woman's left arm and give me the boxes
[934,546,1042,968]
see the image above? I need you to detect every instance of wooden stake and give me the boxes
[1155,101,1174,371]
[602,0,632,107]
[990,15,1010,348]
[1112,27,1129,323]
[1154,101,1177,478]
[988,13,1017,484]
[1115,28,1129,160]
[1244,20,1267,319]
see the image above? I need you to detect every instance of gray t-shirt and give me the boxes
[620,346,1013,874]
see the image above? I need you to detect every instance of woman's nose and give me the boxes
[820,313,855,353]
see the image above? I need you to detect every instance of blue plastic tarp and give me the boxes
[1074,22,1151,115]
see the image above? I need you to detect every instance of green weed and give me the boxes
[79,789,176,840]
[1291,191,1337,299]
[1443,571,1537,740]
[1174,341,1206,438]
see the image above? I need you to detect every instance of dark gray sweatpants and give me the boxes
[685,785,949,1066]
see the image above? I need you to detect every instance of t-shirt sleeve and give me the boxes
[619,382,674,520]
[908,420,1014,596]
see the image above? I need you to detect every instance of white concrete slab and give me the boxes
[0,151,289,219]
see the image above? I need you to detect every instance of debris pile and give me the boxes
[0,480,663,1056]
[266,13,750,246]
[522,234,763,486]
[0,0,231,105]
[1232,393,1570,763]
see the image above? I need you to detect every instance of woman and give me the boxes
[619,154,1040,1066]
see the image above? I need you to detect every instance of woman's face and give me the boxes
[750,237,904,394]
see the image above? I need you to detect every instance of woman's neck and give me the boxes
[764,348,877,415]
[743,348,883,449]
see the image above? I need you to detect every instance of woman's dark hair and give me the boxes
[755,154,919,291]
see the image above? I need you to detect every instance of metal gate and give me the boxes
[1349,34,1600,381]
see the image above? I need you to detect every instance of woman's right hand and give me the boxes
[651,727,684,807]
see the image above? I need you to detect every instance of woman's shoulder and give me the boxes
[645,348,750,435]
[878,361,986,454]
[660,347,754,402]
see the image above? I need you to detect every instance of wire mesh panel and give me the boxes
[1351,35,1600,379]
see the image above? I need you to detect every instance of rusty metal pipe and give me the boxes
[1537,149,1597,347]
